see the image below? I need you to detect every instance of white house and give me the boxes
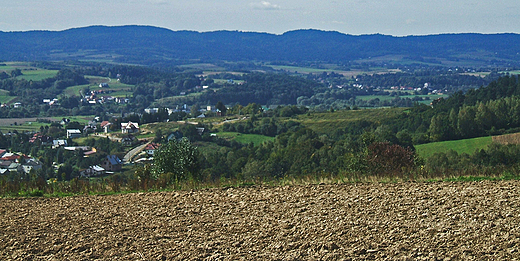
[121,121,139,134]
[144,108,159,114]
[52,140,68,148]
[66,129,82,139]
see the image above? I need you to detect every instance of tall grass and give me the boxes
[3,162,519,198]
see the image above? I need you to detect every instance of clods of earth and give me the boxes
[1,180,520,260]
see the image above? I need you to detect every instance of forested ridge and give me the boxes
[1,26,520,66]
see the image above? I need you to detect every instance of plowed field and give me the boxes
[1,181,520,260]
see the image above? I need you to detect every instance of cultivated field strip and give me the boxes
[1,181,520,260]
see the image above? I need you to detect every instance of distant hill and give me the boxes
[1,25,520,67]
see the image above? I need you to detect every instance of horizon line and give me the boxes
[2,24,519,38]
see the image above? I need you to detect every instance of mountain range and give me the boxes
[1,25,520,67]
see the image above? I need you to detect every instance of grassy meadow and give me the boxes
[17,69,58,81]
[295,107,406,134]
[63,77,134,97]
[415,136,492,159]
[217,132,275,146]
[0,62,58,81]
[0,89,15,104]
[0,119,51,133]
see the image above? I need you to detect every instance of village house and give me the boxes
[21,158,43,174]
[101,155,122,172]
[121,134,138,146]
[121,121,139,134]
[66,129,82,139]
[100,121,112,133]
[83,121,97,132]
[83,148,97,157]
[80,165,105,177]
[145,143,161,156]
[29,134,53,145]
[64,146,90,152]
[8,162,21,172]
[1,153,22,163]
[144,108,159,114]
[52,140,68,149]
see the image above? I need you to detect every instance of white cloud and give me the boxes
[250,1,281,10]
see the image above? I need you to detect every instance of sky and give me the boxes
[1,0,520,36]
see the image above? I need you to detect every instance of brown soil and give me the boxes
[1,181,520,260]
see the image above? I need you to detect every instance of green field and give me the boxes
[0,62,58,81]
[0,89,15,104]
[355,94,443,104]
[0,95,15,104]
[63,84,89,97]
[50,116,94,124]
[217,132,275,146]
[0,120,49,133]
[295,108,406,134]
[17,69,58,81]
[64,77,134,97]
[415,136,493,159]
[178,63,226,71]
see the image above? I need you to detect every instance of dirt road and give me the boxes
[1,181,520,260]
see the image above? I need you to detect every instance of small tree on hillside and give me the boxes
[152,138,201,183]
[216,101,227,116]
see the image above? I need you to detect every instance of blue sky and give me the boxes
[2,0,520,36]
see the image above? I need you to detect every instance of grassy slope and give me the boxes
[415,136,492,159]
[17,69,58,81]
[218,132,275,146]
[295,108,406,134]
[0,89,15,104]
[63,77,134,97]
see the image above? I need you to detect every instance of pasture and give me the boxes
[63,77,134,97]
[0,118,54,133]
[295,107,406,134]
[415,136,492,159]
[217,132,275,146]
[0,62,58,81]
[0,116,94,133]
[0,89,15,104]
[17,69,58,81]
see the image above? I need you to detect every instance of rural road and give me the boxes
[123,142,150,163]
